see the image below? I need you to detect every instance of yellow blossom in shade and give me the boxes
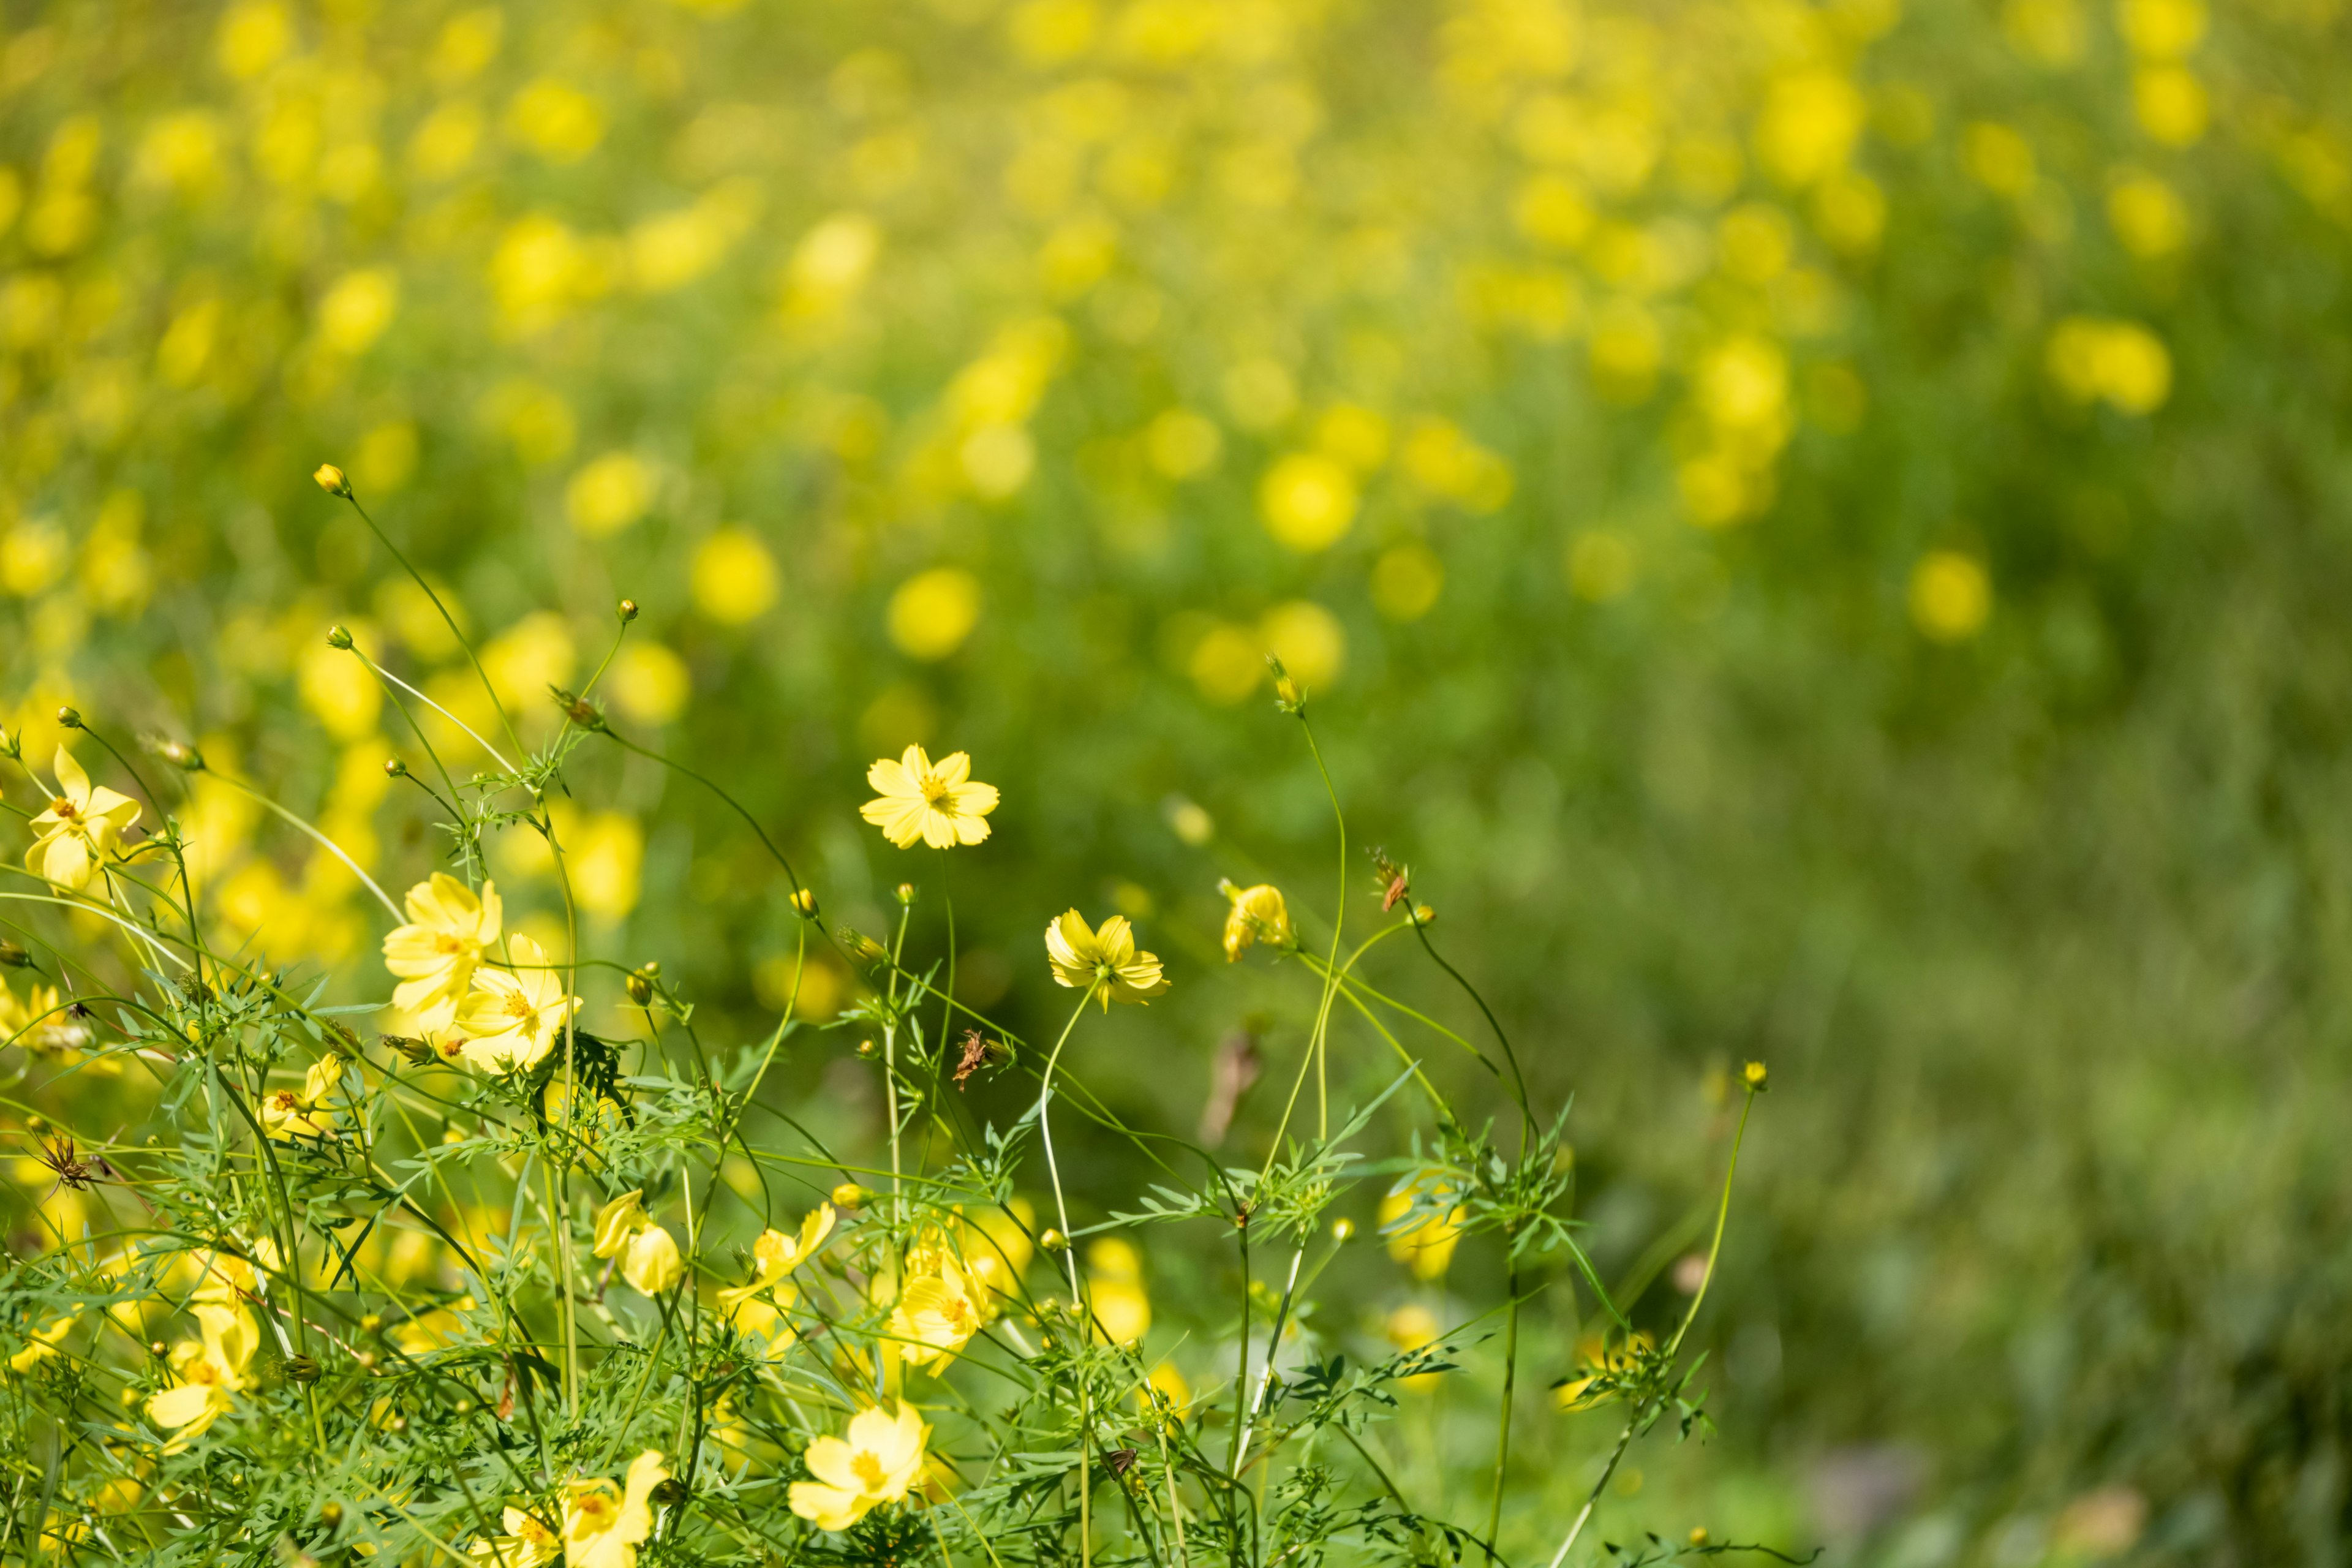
[9,1313,78,1375]
[717,1204,837,1314]
[383,874,503,1031]
[622,1224,684,1296]
[1910,552,1993,643]
[889,1253,986,1370]
[960,1199,1035,1297]
[861,745,1000,849]
[24,746,140,892]
[1378,1179,1464,1281]
[1219,880,1293,962]
[592,1190,651,1259]
[1044,910,1170,1009]
[1085,1237,1151,1344]
[451,935,579,1074]
[145,1302,258,1447]
[562,1450,668,1568]
[788,1403,930,1532]
[466,1506,560,1568]
[259,1058,343,1142]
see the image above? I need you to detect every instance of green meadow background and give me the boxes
[7,0,2352,1559]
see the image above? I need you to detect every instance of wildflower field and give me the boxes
[7,0,2352,1562]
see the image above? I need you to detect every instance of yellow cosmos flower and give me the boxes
[24,746,140,892]
[9,1312,79,1375]
[145,1301,258,1447]
[592,1190,651,1259]
[888,1253,985,1371]
[622,1224,683,1296]
[1378,1178,1464,1281]
[562,1450,668,1568]
[1218,880,1293,962]
[859,745,1000,849]
[717,1204,835,1315]
[259,1057,342,1142]
[383,873,503,1031]
[1085,1237,1151,1345]
[466,1506,560,1567]
[959,1199,1035,1299]
[592,1189,684,1296]
[451,935,579,1073]
[1044,910,1170,1009]
[788,1402,930,1532]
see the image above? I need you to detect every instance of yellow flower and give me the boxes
[451,934,579,1073]
[622,1224,684,1296]
[24,746,140,892]
[259,1058,344,1142]
[593,1190,651,1259]
[592,1189,684,1296]
[1554,1330,1653,1410]
[888,1253,984,1371]
[717,1204,836,1315]
[788,1403,930,1532]
[466,1506,560,1567]
[1,979,86,1054]
[383,874,503,1031]
[145,1301,258,1446]
[860,745,1000,849]
[562,1450,668,1568]
[1218,881,1292,962]
[1085,1237,1151,1344]
[1044,910,1170,1009]
[959,1199,1035,1298]
[1379,1178,1464,1281]
[9,1313,78,1375]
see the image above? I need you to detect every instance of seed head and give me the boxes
[313,464,352,497]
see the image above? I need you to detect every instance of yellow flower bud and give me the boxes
[1742,1060,1769,1091]
[831,1182,873,1210]
[314,464,351,496]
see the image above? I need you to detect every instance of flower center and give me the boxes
[851,1451,888,1490]
[920,775,952,807]
[50,799,76,821]
[503,992,533,1021]
[434,933,469,956]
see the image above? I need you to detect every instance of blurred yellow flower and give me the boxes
[608,643,690,725]
[690,528,780,625]
[1220,880,1293,961]
[566,453,655,537]
[1144,407,1223,480]
[1567,530,1638,602]
[216,1,292,78]
[297,635,382,740]
[861,745,999,849]
[1261,600,1345,693]
[783,213,882,318]
[1085,1237,1150,1344]
[2119,0,2206,60]
[789,1404,929,1532]
[433,9,503,82]
[451,933,579,1073]
[25,745,140,892]
[2045,317,2172,414]
[2002,0,2086,64]
[1754,71,1866,187]
[1045,908,1170,1008]
[2108,171,2189,257]
[508,79,605,164]
[482,611,578,712]
[318,269,398,355]
[410,101,484,181]
[1379,1178,1463,1281]
[1383,1302,1446,1390]
[1259,452,1359,552]
[563,1451,667,1568]
[594,1190,652,1258]
[622,1224,683,1296]
[1909,551,1992,643]
[1371,543,1444,622]
[146,1302,257,1447]
[2133,66,2208,146]
[567,813,644,921]
[9,1313,77,1376]
[887,568,982,660]
[383,873,503,1031]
